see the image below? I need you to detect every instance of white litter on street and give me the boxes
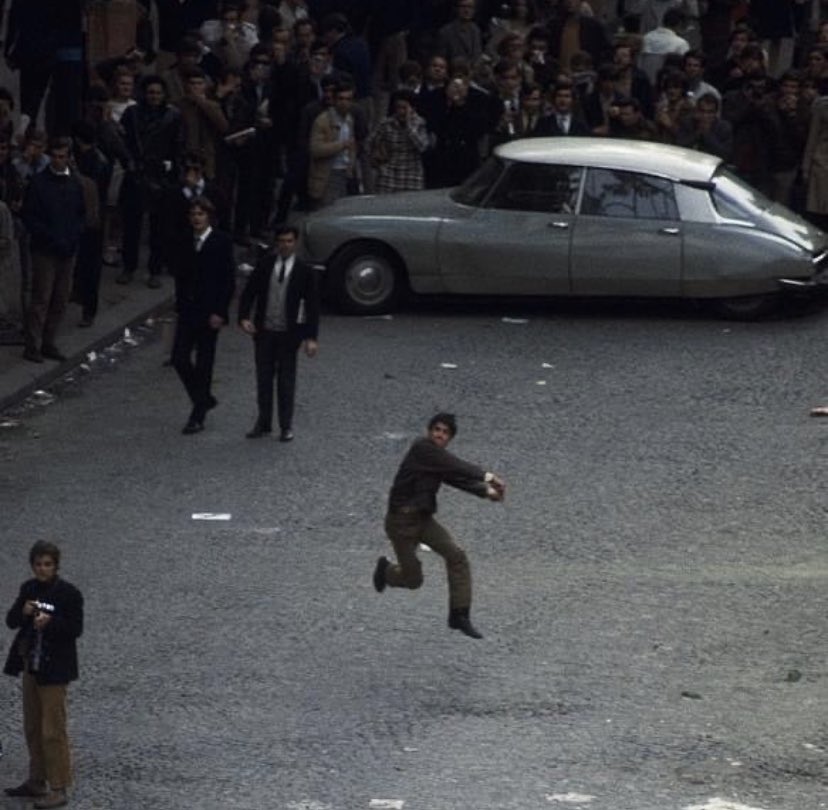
[369,801,404,809]
[381,431,407,440]
[502,317,529,323]
[546,793,595,804]
[542,362,555,368]
[363,314,394,320]
[440,362,458,369]
[536,380,547,385]
[684,799,772,810]
[191,513,232,521]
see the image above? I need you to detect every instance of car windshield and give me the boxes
[710,167,773,222]
[451,156,506,207]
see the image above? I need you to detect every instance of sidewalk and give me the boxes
[0,270,172,413]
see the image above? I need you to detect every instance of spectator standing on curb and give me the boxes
[437,0,484,65]
[3,540,84,810]
[308,80,359,207]
[20,137,85,364]
[372,413,506,641]
[70,122,109,329]
[366,89,429,193]
[119,75,184,288]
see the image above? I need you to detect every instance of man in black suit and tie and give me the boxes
[172,197,236,435]
[536,82,590,137]
[237,225,320,441]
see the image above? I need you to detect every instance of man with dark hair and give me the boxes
[4,540,84,809]
[610,96,658,140]
[237,225,320,441]
[676,92,733,160]
[70,121,110,328]
[172,196,235,434]
[308,79,358,206]
[536,82,590,136]
[119,74,184,288]
[20,137,85,363]
[373,414,506,640]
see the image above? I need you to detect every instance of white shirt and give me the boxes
[641,26,690,56]
[265,253,295,331]
[194,226,212,252]
[331,111,353,171]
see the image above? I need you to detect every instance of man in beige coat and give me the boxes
[308,80,358,207]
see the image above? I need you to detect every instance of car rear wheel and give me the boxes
[329,243,403,315]
[710,294,779,321]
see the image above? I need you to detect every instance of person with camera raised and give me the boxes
[3,541,84,809]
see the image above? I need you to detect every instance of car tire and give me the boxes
[710,294,779,321]
[329,243,403,315]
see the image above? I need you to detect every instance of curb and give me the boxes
[0,295,174,415]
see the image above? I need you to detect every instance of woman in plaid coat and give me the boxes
[367,89,430,194]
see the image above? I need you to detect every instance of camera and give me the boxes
[33,601,55,616]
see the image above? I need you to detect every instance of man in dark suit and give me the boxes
[172,196,236,435]
[237,225,320,441]
[536,82,591,137]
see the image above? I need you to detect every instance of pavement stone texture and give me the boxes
[1,300,828,810]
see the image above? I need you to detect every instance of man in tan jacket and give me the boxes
[307,80,358,207]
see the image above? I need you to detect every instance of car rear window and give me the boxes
[581,168,679,220]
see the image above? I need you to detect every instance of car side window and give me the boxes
[581,169,679,220]
[486,163,582,214]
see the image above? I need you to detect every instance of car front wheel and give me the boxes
[329,243,403,315]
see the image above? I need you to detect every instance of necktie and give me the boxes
[278,259,285,283]
[194,236,201,252]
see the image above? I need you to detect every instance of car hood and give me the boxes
[757,203,826,253]
[310,189,461,220]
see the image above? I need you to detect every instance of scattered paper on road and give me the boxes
[192,513,232,521]
[502,317,529,324]
[440,362,458,369]
[536,380,547,386]
[542,362,555,368]
[369,801,404,810]
[546,794,595,804]
[684,800,771,810]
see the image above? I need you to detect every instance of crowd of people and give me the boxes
[1,0,828,359]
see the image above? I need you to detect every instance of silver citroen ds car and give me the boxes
[301,138,828,319]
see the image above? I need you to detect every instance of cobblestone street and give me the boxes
[1,301,828,810]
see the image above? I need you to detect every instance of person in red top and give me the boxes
[373,413,506,640]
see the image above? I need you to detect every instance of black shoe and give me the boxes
[5,781,48,798]
[373,556,389,593]
[22,348,43,363]
[41,345,67,362]
[448,608,483,639]
[246,424,271,438]
[206,395,218,412]
[279,429,294,442]
[182,420,204,435]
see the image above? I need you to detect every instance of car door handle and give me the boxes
[659,227,681,235]
[547,221,570,229]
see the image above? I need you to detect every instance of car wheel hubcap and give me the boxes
[345,257,394,307]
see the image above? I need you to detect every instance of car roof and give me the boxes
[495,137,721,183]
